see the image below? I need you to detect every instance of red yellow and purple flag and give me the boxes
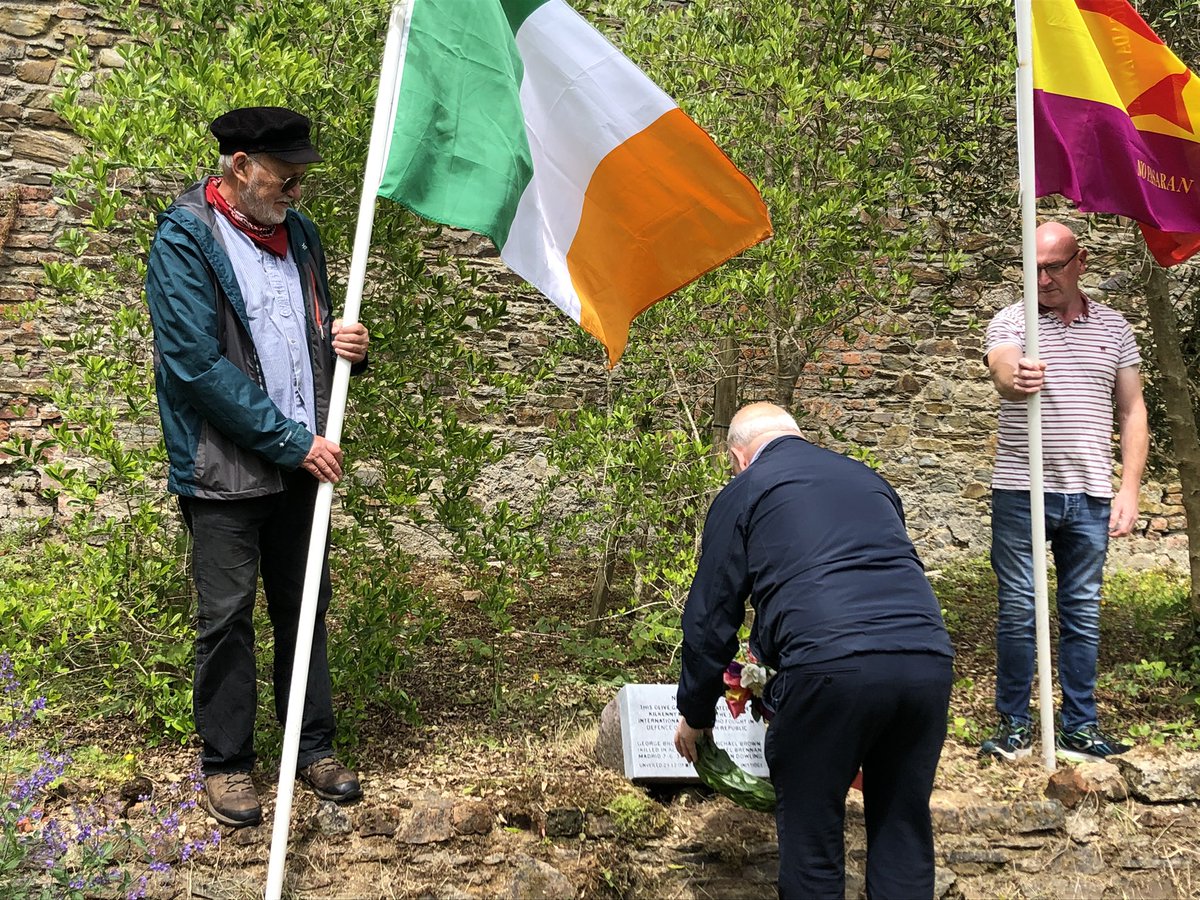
[1033,0,1200,266]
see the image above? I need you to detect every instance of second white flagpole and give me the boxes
[1014,0,1056,772]
[265,3,417,897]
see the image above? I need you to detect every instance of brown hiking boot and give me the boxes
[204,772,262,827]
[298,756,362,802]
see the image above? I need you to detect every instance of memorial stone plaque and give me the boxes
[618,683,769,781]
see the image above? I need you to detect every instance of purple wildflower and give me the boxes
[10,749,70,804]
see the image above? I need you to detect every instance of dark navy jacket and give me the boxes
[677,435,954,729]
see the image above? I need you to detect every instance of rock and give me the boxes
[1065,809,1101,842]
[10,130,81,169]
[507,856,575,899]
[0,8,52,38]
[311,800,352,836]
[594,697,624,773]
[357,805,399,837]
[1137,805,1186,828]
[97,48,125,69]
[1105,873,1179,899]
[945,847,1008,874]
[543,806,584,837]
[1116,749,1200,803]
[452,800,493,835]
[934,866,956,900]
[229,824,264,846]
[345,839,398,862]
[398,802,454,844]
[1049,843,1105,875]
[1045,760,1127,808]
[1017,874,1108,899]
[584,813,616,838]
[932,794,1066,835]
[1114,849,1170,869]
[15,59,55,85]
[1079,760,1129,801]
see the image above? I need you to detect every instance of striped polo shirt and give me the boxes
[985,297,1140,498]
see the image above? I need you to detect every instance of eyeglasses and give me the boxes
[248,155,305,193]
[1037,249,1079,276]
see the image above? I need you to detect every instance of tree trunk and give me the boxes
[589,521,622,632]
[711,335,739,462]
[1142,264,1200,636]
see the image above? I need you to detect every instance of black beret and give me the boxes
[209,107,323,164]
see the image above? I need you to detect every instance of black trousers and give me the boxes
[179,469,336,775]
[764,651,953,900]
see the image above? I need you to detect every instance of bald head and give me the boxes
[1036,221,1079,257]
[726,402,801,473]
[1035,221,1087,317]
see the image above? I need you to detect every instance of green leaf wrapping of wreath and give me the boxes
[694,735,776,813]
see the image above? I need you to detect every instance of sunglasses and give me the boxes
[1037,249,1079,276]
[248,155,305,193]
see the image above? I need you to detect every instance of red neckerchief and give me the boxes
[205,177,290,258]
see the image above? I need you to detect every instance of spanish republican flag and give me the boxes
[1033,0,1200,266]
[376,0,772,365]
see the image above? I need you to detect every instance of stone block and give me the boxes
[451,800,493,835]
[97,47,124,69]
[23,109,66,128]
[16,58,54,84]
[10,129,80,167]
[507,856,575,900]
[398,801,454,844]
[541,807,583,838]
[0,8,53,38]
[356,806,399,838]
[1116,748,1200,803]
[1045,761,1127,808]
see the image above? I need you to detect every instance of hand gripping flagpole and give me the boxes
[265,4,415,896]
[1015,0,1056,772]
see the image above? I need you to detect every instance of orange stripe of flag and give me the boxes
[566,108,772,365]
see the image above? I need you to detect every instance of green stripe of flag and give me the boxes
[501,0,548,34]
[378,0,534,248]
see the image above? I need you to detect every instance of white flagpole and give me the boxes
[1014,0,1056,772]
[265,3,416,896]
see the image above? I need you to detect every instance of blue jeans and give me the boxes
[990,489,1109,732]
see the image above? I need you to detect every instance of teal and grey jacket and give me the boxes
[145,179,356,499]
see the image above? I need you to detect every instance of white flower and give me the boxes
[740,663,770,695]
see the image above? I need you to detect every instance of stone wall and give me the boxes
[0,3,1190,571]
[0,3,127,527]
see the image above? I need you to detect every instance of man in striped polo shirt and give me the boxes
[980,221,1148,762]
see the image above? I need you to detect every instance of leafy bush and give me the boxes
[0,527,193,738]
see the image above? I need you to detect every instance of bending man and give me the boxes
[674,402,954,899]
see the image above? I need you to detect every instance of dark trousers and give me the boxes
[179,469,336,775]
[764,651,953,900]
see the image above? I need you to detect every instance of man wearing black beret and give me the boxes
[144,106,369,826]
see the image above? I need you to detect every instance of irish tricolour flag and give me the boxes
[374,0,773,365]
